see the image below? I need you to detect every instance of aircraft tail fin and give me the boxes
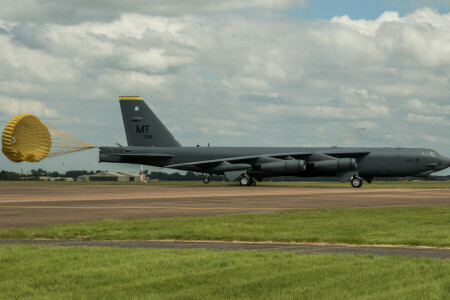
[119,96,181,147]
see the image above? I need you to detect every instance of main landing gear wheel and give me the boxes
[239,176,254,186]
[203,177,209,184]
[351,176,363,188]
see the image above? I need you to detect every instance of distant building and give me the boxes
[77,171,141,182]
[39,177,74,182]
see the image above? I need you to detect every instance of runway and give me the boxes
[1,239,448,259]
[0,185,449,228]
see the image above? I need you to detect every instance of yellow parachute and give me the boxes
[2,114,94,163]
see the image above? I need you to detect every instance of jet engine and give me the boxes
[260,160,306,173]
[313,158,357,171]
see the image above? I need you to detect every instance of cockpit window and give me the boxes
[423,151,440,157]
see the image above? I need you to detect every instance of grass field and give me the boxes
[2,206,449,247]
[1,180,450,188]
[0,246,448,299]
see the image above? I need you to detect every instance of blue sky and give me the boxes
[290,0,449,19]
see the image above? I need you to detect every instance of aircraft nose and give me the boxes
[442,156,450,168]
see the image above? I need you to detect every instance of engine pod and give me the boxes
[260,160,306,173]
[314,158,357,171]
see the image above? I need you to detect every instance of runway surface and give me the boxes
[0,185,449,228]
[1,239,448,259]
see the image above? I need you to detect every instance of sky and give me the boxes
[0,0,449,175]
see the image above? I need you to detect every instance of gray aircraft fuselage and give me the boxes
[99,146,450,183]
[98,97,450,187]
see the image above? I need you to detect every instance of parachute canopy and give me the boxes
[2,114,94,163]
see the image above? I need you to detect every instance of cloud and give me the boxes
[0,0,306,24]
[407,99,450,115]
[331,11,402,36]
[406,113,450,125]
[0,6,449,172]
[0,96,58,118]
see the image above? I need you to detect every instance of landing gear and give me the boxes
[350,176,363,188]
[203,176,209,184]
[239,176,250,186]
[239,175,255,186]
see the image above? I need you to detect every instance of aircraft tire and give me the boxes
[203,177,209,184]
[251,180,256,186]
[351,176,363,188]
[239,176,251,186]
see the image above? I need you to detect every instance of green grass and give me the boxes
[2,206,449,247]
[0,246,448,299]
[1,180,449,188]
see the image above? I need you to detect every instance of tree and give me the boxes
[0,171,20,181]
[50,171,61,178]
[64,170,89,179]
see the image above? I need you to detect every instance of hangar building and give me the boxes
[77,172,141,182]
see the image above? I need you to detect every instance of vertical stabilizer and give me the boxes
[119,96,181,147]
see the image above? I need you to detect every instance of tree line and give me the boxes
[0,169,104,181]
[0,169,224,181]
[1,169,449,181]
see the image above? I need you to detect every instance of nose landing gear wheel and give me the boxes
[351,176,363,188]
[203,177,209,184]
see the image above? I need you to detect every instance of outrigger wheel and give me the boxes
[203,176,209,184]
[350,176,363,188]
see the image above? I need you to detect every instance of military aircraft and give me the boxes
[99,96,450,187]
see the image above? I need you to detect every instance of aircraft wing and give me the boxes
[320,149,371,158]
[165,152,307,169]
[109,153,174,159]
[166,150,370,169]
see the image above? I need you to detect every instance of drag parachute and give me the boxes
[2,114,94,163]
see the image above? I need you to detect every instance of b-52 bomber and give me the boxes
[99,96,450,187]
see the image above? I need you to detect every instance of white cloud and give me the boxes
[407,99,450,115]
[0,0,306,24]
[0,96,58,118]
[406,113,450,126]
[331,11,402,36]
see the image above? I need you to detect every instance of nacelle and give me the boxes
[314,158,357,172]
[260,160,306,173]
